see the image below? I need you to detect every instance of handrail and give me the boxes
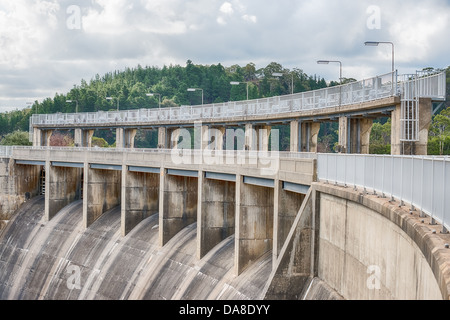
[30,71,400,127]
[317,153,450,234]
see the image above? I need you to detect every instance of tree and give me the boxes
[0,131,32,146]
[429,107,450,155]
[369,119,391,154]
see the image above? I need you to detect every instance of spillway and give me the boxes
[0,196,273,300]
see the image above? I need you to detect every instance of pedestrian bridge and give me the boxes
[30,70,446,155]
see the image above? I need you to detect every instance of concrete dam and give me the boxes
[0,149,449,300]
[0,70,449,300]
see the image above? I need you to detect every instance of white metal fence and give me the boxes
[317,153,450,233]
[30,71,398,127]
[0,146,12,158]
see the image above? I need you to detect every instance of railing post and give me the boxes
[430,157,437,225]
[420,156,426,218]
[410,156,415,212]
[442,158,448,234]
[399,156,404,207]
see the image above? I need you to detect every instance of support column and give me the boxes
[160,172,198,246]
[300,122,320,152]
[74,129,94,147]
[116,128,137,148]
[338,117,349,153]
[290,121,300,152]
[45,163,83,221]
[235,175,274,275]
[83,166,121,228]
[198,175,236,259]
[121,169,160,236]
[168,128,181,149]
[33,128,42,147]
[194,122,209,150]
[359,119,373,155]
[339,117,373,154]
[256,125,271,151]
[158,127,168,149]
[245,124,256,150]
[209,127,226,150]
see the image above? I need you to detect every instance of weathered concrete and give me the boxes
[160,171,198,246]
[116,128,137,148]
[263,189,314,299]
[235,175,274,275]
[338,117,373,154]
[83,166,121,228]
[274,181,306,257]
[45,163,82,221]
[74,129,94,147]
[314,182,450,300]
[33,129,53,147]
[198,175,235,259]
[121,170,159,236]
[0,159,41,226]
[0,197,273,300]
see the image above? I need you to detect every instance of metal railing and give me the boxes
[30,71,398,127]
[0,146,12,158]
[317,153,450,233]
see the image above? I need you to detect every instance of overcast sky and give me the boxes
[0,0,449,113]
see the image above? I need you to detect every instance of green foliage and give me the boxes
[428,107,450,155]
[0,131,32,146]
[369,119,391,154]
[91,137,110,148]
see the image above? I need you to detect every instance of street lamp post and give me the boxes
[317,60,343,108]
[272,72,294,95]
[187,88,204,105]
[364,41,395,74]
[146,93,161,109]
[106,97,119,111]
[317,60,343,84]
[364,41,395,92]
[66,99,79,113]
[230,81,249,100]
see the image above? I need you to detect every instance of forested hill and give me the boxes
[0,62,448,154]
[0,61,336,136]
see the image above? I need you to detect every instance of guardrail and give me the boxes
[317,153,450,233]
[0,146,12,158]
[30,71,398,127]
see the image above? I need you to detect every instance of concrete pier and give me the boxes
[235,175,274,275]
[198,174,236,258]
[83,165,121,228]
[122,169,159,236]
[160,170,198,246]
[45,163,82,221]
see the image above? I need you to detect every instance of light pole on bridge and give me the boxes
[146,93,161,109]
[230,81,249,100]
[317,60,343,108]
[106,96,119,111]
[187,88,204,105]
[66,99,79,113]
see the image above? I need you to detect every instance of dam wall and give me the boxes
[0,158,41,231]
[264,183,450,300]
[1,150,450,300]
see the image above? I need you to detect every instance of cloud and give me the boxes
[220,2,234,14]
